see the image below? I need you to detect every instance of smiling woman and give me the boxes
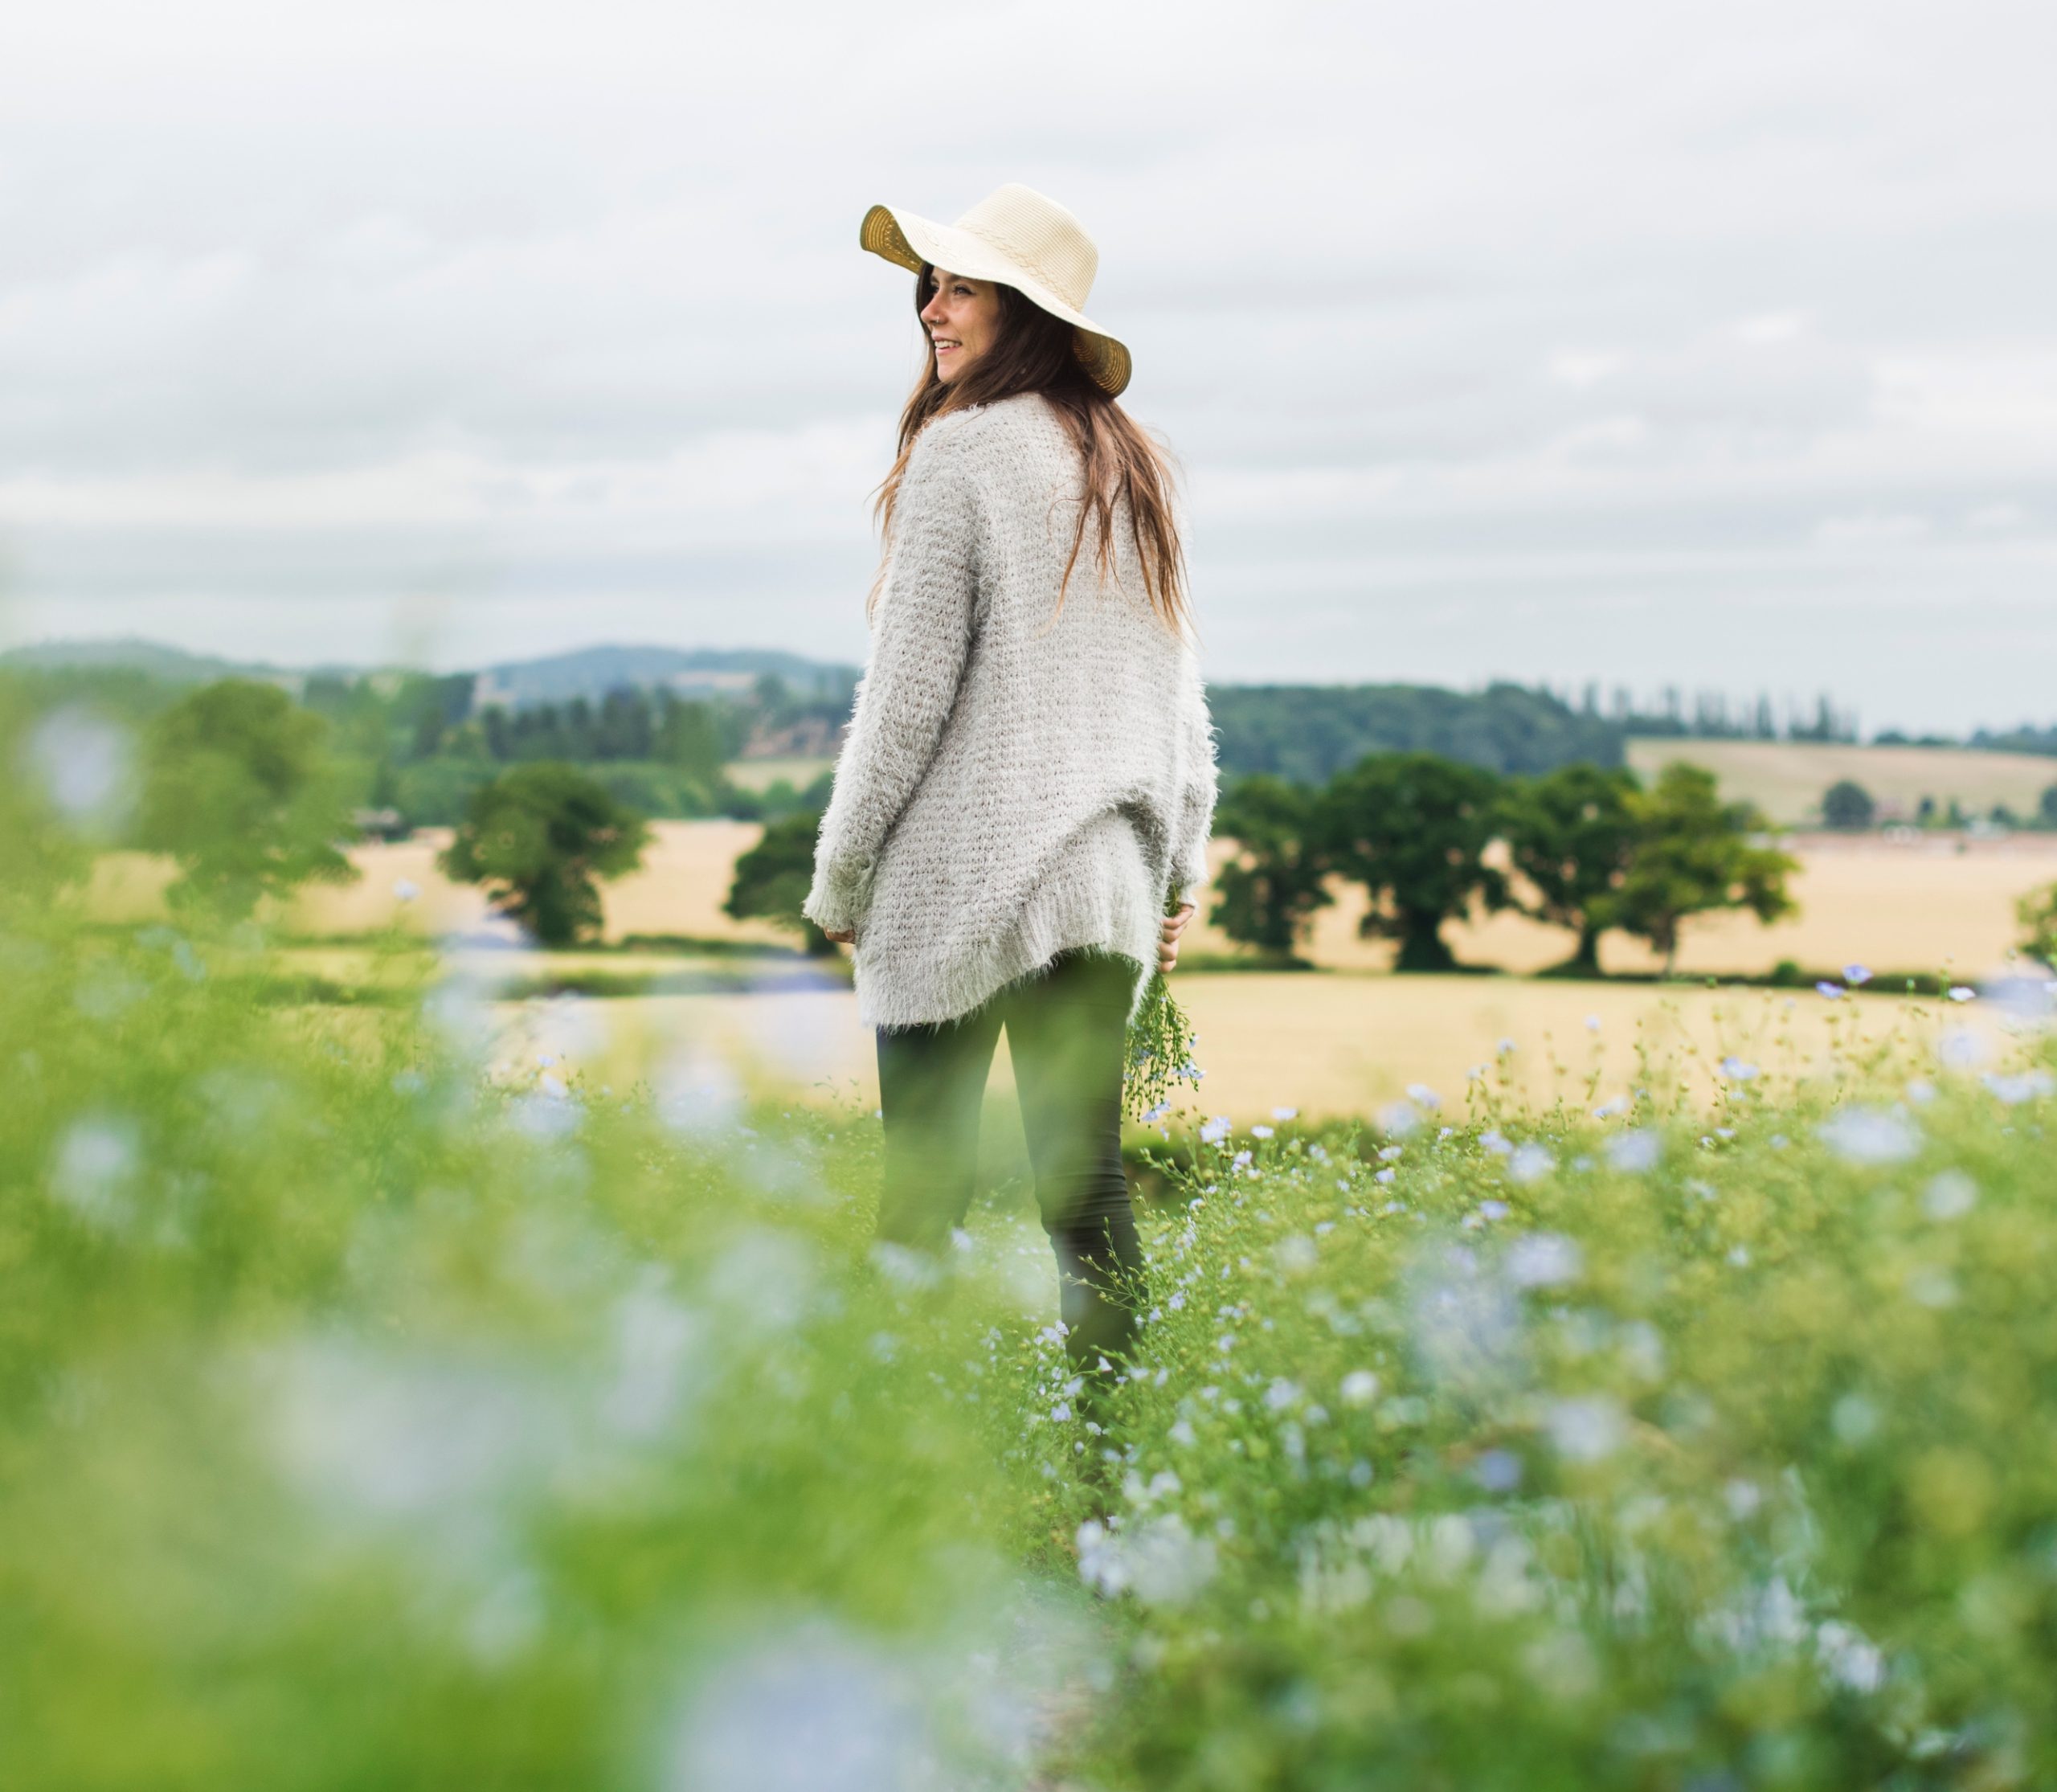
[918,268,1000,380]
[801,182,1220,1421]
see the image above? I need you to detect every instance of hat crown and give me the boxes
[952,183,1098,313]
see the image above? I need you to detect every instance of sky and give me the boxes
[2,0,2053,733]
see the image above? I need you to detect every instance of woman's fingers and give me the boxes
[1157,904,1195,972]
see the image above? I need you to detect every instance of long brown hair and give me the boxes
[867,266,1194,642]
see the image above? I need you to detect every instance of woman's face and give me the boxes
[918,266,1000,383]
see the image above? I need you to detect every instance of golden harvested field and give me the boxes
[90,820,2053,1126]
[85,821,796,948]
[722,756,835,794]
[210,820,2057,980]
[1626,737,2057,826]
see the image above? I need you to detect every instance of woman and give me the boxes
[802,182,1219,1397]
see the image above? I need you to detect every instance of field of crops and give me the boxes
[82,818,2057,1129]
[10,866,2057,1786]
[1622,739,2057,829]
[80,820,2057,981]
[450,963,2018,1139]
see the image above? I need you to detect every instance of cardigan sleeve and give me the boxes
[801,444,982,937]
[1168,648,1219,911]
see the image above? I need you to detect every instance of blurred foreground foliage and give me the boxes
[4,724,2057,1785]
[134,679,362,920]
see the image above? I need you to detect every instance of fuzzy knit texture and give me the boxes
[801,391,1220,1033]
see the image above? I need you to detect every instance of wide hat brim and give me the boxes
[860,203,1132,398]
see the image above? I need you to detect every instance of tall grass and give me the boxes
[4,829,2055,1785]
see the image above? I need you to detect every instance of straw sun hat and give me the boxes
[859,182,1132,398]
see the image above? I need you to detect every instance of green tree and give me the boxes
[133,679,358,920]
[438,763,650,946]
[1822,779,1876,831]
[1209,775,1334,959]
[1600,763,1797,975]
[657,693,726,781]
[395,672,475,762]
[724,811,836,955]
[1498,762,1639,976]
[1319,751,1507,972]
[2041,784,2057,829]
[2021,883,2057,966]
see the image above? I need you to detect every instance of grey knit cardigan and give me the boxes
[800,391,1220,1033]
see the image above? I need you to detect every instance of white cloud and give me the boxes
[1732,312,1810,346]
[1812,513,1933,546]
[1,0,2055,726]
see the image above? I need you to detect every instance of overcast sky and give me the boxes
[2,0,2052,731]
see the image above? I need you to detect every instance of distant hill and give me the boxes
[470,644,860,709]
[0,637,863,710]
[0,638,333,688]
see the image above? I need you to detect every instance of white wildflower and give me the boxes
[1075,1514,1218,1608]
[1505,1232,1583,1288]
[1937,1028,1990,1070]
[1983,1068,2054,1106]
[1546,1394,1626,1463]
[1379,1100,1424,1139]
[1921,1170,1977,1221]
[1818,1107,1920,1166]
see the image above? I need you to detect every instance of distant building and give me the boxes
[742,715,847,760]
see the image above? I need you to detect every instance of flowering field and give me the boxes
[9,886,2057,1788]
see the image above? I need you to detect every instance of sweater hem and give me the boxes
[859,835,1160,1034]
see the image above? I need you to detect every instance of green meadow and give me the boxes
[8,856,2057,1788]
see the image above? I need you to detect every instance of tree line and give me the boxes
[298,670,836,828]
[1205,755,1796,975]
[22,670,2055,976]
[720,752,1802,976]
[1820,778,2057,833]
[1204,681,1874,788]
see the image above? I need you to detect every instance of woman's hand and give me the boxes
[824,927,856,946]
[1159,902,1196,974]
